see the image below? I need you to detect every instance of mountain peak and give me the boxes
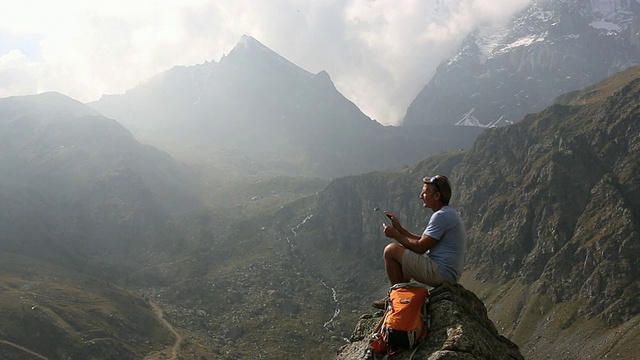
[223,35,272,60]
[223,35,312,77]
[403,0,640,127]
[239,34,266,48]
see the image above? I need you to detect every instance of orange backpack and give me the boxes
[365,282,430,359]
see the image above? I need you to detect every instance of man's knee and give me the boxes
[383,242,405,263]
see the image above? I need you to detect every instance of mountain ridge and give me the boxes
[90,36,481,179]
[403,0,640,127]
[293,65,640,359]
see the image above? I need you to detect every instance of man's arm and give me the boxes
[397,225,421,240]
[384,224,438,254]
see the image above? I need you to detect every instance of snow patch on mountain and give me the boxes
[590,20,622,31]
[458,0,638,64]
[583,0,636,31]
[455,108,488,127]
[497,33,548,55]
[455,108,512,128]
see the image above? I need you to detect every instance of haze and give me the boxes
[0,0,530,125]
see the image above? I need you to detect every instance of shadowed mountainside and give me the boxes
[0,92,199,263]
[291,65,640,359]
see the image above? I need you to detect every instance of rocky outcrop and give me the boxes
[336,284,523,360]
[453,66,640,326]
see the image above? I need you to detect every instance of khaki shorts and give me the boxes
[402,250,449,287]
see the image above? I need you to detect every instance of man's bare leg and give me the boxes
[383,243,411,285]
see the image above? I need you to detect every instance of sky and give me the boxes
[0,0,531,125]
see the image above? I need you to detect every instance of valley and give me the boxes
[1,2,639,358]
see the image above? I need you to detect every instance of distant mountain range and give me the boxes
[404,0,640,127]
[90,35,481,179]
[0,92,198,261]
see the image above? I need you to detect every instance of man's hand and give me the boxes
[383,223,401,239]
[384,211,421,241]
[384,211,401,229]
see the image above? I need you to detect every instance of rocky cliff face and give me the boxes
[293,66,640,359]
[335,284,523,360]
[453,65,640,327]
[404,0,640,127]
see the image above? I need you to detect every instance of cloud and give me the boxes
[0,0,531,125]
[0,49,41,98]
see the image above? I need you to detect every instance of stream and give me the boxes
[287,214,343,333]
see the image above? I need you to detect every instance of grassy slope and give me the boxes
[149,207,359,359]
[0,254,173,359]
[461,271,640,359]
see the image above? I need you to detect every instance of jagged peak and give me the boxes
[225,35,272,57]
[314,70,331,81]
[312,70,336,87]
[222,35,312,77]
[222,35,276,62]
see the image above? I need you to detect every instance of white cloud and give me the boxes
[0,0,531,125]
[0,49,40,98]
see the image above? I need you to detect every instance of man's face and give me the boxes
[419,183,437,209]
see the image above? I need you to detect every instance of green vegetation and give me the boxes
[0,254,172,359]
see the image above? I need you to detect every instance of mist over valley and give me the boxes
[1,1,640,359]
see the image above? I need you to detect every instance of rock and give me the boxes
[336,283,523,360]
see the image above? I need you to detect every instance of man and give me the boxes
[373,175,465,309]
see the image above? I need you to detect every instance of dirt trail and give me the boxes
[148,301,184,360]
[0,339,48,359]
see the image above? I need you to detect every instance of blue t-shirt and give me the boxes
[423,205,466,283]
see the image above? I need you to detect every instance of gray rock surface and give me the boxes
[336,284,523,360]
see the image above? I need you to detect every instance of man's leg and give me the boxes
[383,243,411,285]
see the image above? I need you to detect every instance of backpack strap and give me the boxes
[408,341,423,360]
[405,289,429,360]
[420,290,430,337]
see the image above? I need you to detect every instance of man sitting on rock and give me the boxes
[373,175,466,309]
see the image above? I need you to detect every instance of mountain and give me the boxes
[90,35,481,179]
[0,91,344,359]
[403,0,640,127]
[0,92,198,265]
[289,65,640,359]
[452,65,640,358]
[4,33,639,360]
[0,92,214,358]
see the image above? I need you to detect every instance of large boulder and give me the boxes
[336,283,523,360]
